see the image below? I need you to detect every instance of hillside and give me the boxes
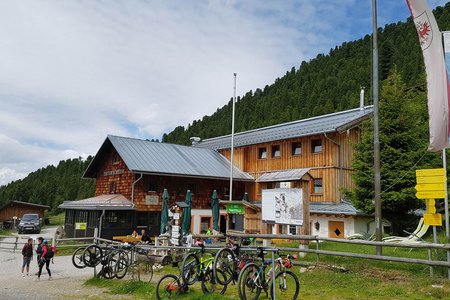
[162,3,450,145]
[0,157,95,211]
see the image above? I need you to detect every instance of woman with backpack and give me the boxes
[36,240,52,281]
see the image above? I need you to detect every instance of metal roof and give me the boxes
[84,135,253,181]
[0,201,50,211]
[257,168,312,182]
[58,194,134,211]
[194,106,373,150]
[309,201,368,216]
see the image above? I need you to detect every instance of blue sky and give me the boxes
[0,0,448,186]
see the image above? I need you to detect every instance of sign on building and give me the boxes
[262,188,303,225]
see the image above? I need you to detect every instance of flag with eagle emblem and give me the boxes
[407,0,450,151]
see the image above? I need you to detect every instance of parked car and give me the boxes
[17,214,41,234]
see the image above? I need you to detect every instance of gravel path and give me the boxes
[0,227,125,300]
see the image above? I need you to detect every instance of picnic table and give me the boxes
[112,235,142,244]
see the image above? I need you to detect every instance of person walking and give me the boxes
[36,240,52,281]
[21,238,33,277]
[34,237,43,275]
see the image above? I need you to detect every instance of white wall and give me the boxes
[191,209,226,234]
[309,215,374,238]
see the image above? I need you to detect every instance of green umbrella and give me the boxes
[160,189,169,235]
[182,190,192,235]
[211,190,220,232]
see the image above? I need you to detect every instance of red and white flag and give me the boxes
[407,0,450,151]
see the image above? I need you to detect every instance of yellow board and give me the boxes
[415,183,446,192]
[416,168,446,177]
[75,222,87,230]
[416,191,446,199]
[416,176,447,184]
[423,213,442,226]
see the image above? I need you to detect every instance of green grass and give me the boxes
[0,229,14,236]
[47,212,65,226]
[84,239,450,299]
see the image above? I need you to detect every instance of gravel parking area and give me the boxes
[0,227,125,300]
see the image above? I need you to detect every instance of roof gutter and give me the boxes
[323,133,342,201]
[131,173,144,208]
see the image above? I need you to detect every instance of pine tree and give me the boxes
[350,68,441,233]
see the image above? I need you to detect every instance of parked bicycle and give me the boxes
[156,272,190,300]
[127,246,154,282]
[237,247,299,300]
[212,236,254,286]
[180,242,227,294]
[77,243,131,279]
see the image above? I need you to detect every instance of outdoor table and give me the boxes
[112,235,142,244]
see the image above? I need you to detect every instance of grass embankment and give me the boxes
[47,212,65,226]
[84,239,450,299]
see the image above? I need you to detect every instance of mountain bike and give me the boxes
[155,272,190,300]
[180,242,227,294]
[212,236,253,286]
[127,246,154,282]
[237,247,299,300]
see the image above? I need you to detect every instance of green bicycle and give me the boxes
[180,243,228,294]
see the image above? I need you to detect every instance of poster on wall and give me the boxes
[262,188,303,225]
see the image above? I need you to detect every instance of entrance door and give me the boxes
[328,221,345,238]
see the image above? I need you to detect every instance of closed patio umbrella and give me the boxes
[211,190,220,232]
[181,190,192,235]
[160,189,169,235]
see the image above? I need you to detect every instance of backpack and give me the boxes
[45,246,56,259]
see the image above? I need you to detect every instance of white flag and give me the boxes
[407,0,450,151]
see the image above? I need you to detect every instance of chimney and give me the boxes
[190,137,201,145]
[360,87,365,110]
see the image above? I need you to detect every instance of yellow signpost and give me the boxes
[415,168,445,226]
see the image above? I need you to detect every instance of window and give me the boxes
[258,147,267,159]
[103,211,133,229]
[65,210,74,225]
[109,181,116,194]
[88,211,99,228]
[200,217,212,233]
[312,140,322,153]
[292,142,302,155]
[289,225,297,235]
[313,178,323,194]
[112,152,120,165]
[75,210,88,223]
[271,145,281,158]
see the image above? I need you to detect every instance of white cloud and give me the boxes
[0,0,447,185]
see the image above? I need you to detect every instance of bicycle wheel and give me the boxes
[72,247,87,269]
[82,245,103,268]
[181,253,200,285]
[238,263,262,300]
[115,256,129,279]
[270,270,300,300]
[136,261,154,282]
[156,274,181,300]
[103,257,117,279]
[201,268,228,295]
[213,248,235,285]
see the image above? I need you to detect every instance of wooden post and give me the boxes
[428,248,434,277]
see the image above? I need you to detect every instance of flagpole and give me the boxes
[372,0,382,255]
[229,73,237,201]
[442,149,450,279]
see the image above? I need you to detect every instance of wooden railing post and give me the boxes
[428,248,434,277]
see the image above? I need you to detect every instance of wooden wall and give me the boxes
[94,148,247,212]
[0,203,47,222]
[220,128,361,204]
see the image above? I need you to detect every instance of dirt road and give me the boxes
[0,227,125,299]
